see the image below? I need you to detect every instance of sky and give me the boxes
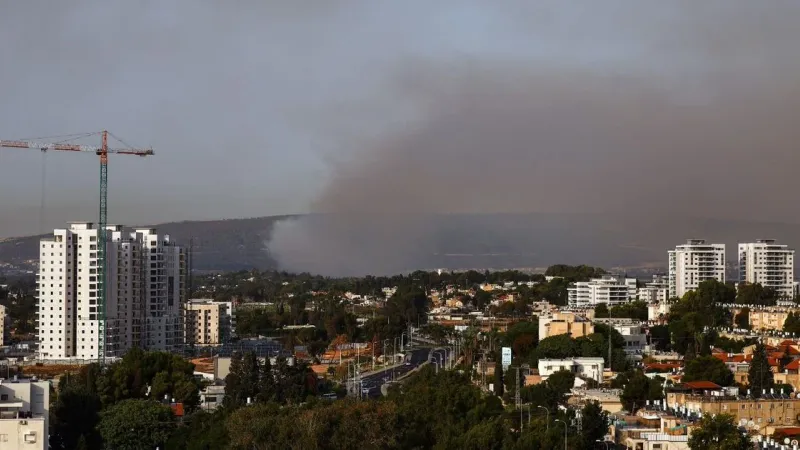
[2,2,800,274]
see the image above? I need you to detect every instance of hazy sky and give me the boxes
[2,1,799,243]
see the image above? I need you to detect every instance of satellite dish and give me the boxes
[738,419,747,427]
[748,420,755,428]
[786,438,792,444]
[792,439,799,446]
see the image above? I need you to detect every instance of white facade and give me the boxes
[668,240,725,299]
[538,357,604,384]
[37,223,186,360]
[568,276,637,307]
[738,240,795,299]
[0,378,49,450]
[637,274,668,303]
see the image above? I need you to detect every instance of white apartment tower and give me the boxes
[567,275,637,307]
[37,223,186,360]
[738,240,795,299]
[668,239,725,299]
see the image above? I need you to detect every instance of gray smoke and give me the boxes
[267,2,800,276]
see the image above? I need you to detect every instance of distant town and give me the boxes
[1,224,799,448]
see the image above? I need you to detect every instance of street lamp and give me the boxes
[595,440,610,449]
[554,419,567,450]
[538,405,549,431]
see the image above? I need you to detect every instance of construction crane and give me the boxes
[0,130,154,364]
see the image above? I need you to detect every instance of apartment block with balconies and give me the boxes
[668,239,725,299]
[739,240,795,300]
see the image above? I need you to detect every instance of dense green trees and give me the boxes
[608,301,648,321]
[50,385,102,450]
[734,307,750,330]
[49,350,202,449]
[682,356,734,386]
[784,312,800,334]
[736,282,778,306]
[618,370,664,413]
[688,414,750,450]
[224,351,318,407]
[98,399,175,450]
[593,303,609,318]
[544,265,606,281]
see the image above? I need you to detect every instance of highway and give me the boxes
[347,346,443,398]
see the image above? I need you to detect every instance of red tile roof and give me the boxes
[170,403,185,417]
[785,359,800,371]
[683,381,722,390]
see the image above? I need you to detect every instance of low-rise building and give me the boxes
[538,312,594,341]
[0,378,49,450]
[732,306,800,332]
[185,299,235,347]
[638,275,669,303]
[666,382,800,436]
[595,318,648,355]
[538,357,604,384]
[568,276,637,307]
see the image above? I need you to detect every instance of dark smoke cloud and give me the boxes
[268,38,800,276]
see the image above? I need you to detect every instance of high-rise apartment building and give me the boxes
[0,305,7,346]
[668,239,725,299]
[567,275,637,307]
[37,223,186,360]
[738,240,795,299]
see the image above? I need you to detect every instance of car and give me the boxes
[404,362,412,366]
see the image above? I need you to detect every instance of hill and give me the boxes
[1,214,799,275]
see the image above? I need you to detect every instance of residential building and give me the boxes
[668,239,725,299]
[37,223,186,360]
[738,240,795,299]
[0,378,49,450]
[595,318,647,355]
[666,383,800,436]
[731,306,800,332]
[538,312,594,341]
[185,299,235,346]
[537,357,604,384]
[637,274,669,303]
[567,275,637,307]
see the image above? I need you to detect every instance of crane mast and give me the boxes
[0,131,153,364]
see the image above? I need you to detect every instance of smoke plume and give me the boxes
[267,2,800,275]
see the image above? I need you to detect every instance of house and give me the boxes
[0,378,50,450]
[538,357,604,384]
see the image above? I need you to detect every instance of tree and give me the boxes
[736,282,778,306]
[224,351,260,408]
[649,325,671,352]
[98,399,174,450]
[688,414,750,450]
[784,312,800,334]
[50,385,102,450]
[546,370,575,397]
[683,356,734,386]
[494,357,504,397]
[734,307,750,330]
[577,401,609,449]
[594,303,609,318]
[620,371,663,413]
[748,342,774,398]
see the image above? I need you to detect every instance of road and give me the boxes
[348,346,439,398]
